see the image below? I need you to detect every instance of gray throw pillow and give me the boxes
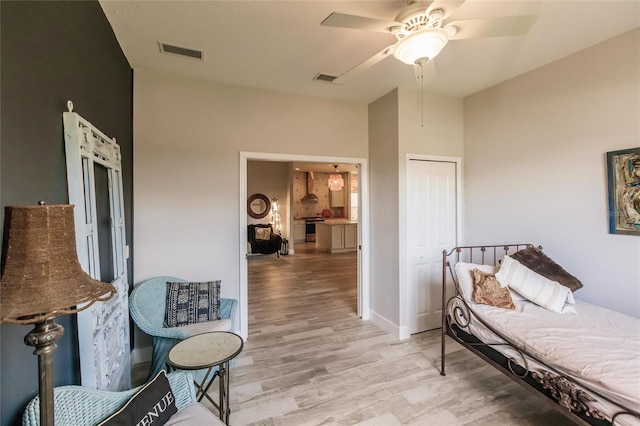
[164,280,221,328]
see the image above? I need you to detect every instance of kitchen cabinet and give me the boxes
[293,221,306,243]
[344,223,358,248]
[316,221,357,253]
[330,189,344,207]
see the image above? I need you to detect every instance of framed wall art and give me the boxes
[607,147,640,235]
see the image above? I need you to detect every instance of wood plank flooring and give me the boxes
[212,243,575,425]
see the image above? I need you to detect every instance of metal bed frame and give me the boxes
[439,244,639,426]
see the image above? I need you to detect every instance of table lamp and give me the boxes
[0,202,116,426]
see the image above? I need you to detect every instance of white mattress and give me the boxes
[460,298,640,424]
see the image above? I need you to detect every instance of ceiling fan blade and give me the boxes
[446,15,538,40]
[333,46,394,84]
[321,12,400,33]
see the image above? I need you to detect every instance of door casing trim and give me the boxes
[239,151,370,340]
[400,154,463,339]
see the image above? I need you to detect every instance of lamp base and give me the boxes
[24,319,64,426]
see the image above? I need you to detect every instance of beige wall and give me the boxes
[464,29,640,317]
[397,87,464,336]
[369,89,401,333]
[133,69,368,345]
[247,161,291,240]
[368,87,464,336]
[398,87,465,158]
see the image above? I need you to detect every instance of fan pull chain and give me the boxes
[421,64,425,128]
[414,61,425,127]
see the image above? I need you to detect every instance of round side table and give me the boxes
[167,331,243,425]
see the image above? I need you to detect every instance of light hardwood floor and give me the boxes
[210,242,575,426]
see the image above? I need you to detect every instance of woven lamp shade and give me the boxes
[329,174,344,191]
[0,204,116,324]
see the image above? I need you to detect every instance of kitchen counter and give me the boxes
[322,218,356,224]
[315,221,358,253]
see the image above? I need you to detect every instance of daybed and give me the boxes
[440,244,639,426]
[129,276,238,380]
[22,370,223,425]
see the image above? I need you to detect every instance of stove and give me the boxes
[304,217,324,242]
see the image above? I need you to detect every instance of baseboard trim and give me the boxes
[368,309,402,340]
[398,325,410,340]
[131,346,152,365]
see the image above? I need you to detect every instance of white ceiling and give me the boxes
[100,1,639,103]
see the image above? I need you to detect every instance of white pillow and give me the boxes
[165,403,225,426]
[495,255,576,314]
[454,262,498,301]
[507,287,527,302]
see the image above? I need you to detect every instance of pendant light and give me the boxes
[328,165,344,191]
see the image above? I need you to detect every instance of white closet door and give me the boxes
[407,159,457,334]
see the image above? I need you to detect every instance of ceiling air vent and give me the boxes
[158,41,204,60]
[313,73,338,83]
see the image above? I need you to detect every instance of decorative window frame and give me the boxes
[63,100,130,391]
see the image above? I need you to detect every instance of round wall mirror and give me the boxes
[247,193,271,219]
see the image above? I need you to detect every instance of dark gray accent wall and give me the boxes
[0,2,133,424]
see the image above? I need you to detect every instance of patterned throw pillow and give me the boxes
[164,281,221,328]
[98,370,177,425]
[472,268,515,310]
[454,262,499,301]
[255,226,271,240]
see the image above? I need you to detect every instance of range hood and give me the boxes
[301,172,319,202]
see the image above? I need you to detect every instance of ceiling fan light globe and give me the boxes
[392,28,449,65]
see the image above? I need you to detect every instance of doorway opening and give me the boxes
[239,152,370,340]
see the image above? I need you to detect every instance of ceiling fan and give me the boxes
[321,0,538,85]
